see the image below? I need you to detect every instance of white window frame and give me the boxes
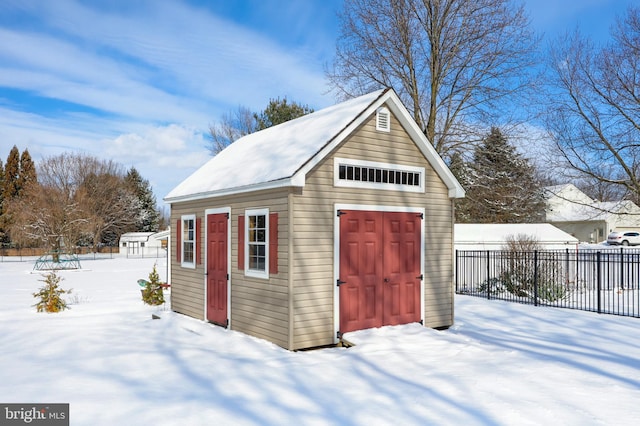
[244,208,269,279]
[181,214,196,269]
[334,157,425,193]
[376,107,390,132]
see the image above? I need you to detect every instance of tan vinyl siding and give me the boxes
[170,205,205,320]
[170,104,457,350]
[170,188,291,348]
[290,110,454,349]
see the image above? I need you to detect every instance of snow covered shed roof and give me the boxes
[119,232,155,243]
[164,89,464,203]
[455,223,579,249]
[152,229,170,241]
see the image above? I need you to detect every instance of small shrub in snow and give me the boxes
[33,271,72,313]
[141,264,165,306]
[477,235,568,302]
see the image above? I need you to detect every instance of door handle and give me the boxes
[384,278,389,282]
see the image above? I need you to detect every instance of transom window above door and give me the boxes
[334,157,425,193]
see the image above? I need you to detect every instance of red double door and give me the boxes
[339,210,422,334]
[207,213,228,326]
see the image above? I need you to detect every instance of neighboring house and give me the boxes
[119,231,165,255]
[164,88,465,350]
[455,223,579,251]
[545,184,640,243]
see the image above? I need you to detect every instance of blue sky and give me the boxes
[0,0,635,205]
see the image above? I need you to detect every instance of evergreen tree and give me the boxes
[0,158,4,213]
[209,97,314,155]
[125,167,160,232]
[456,127,546,223]
[17,149,37,196]
[448,152,473,222]
[2,146,20,202]
[254,98,314,131]
[1,146,20,245]
[0,158,5,244]
[141,264,164,306]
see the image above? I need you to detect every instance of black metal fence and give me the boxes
[456,249,640,318]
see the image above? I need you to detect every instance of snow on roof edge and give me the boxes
[164,90,386,201]
[455,223,579,243]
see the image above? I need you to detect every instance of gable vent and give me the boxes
[376,107,390,132]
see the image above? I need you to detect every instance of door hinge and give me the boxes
[225,212,230,219]
[337,210,346,217]
[226,274,230,280]
[337,279,347,286]
[337,331,343,339]
[419,319,424,325]
[416,274,423,280]
[417,213,424,219]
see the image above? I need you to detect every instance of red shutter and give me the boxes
[176,219,181,263]
[238,215,245,270]
[196,217,202,265]
[269,213,278,274]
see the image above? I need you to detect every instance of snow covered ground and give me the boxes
[1,256,639,425]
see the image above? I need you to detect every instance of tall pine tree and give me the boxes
[254,98,314,131]
[0,158,4,213]
[2,146,20,202]
[125,167,160,232]
[0,158,5,244]
[456,127,545,223]
[18,149,37,196]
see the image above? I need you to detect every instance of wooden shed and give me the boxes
[164,89,465,350]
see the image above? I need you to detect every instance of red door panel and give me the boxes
[339,211,383,333]
[383,212,421,326]
[207,213,228,326]
[339,210,421,334]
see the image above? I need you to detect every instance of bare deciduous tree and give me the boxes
[208,98,314,156]
[208,106,257,155]
[544,7,640,204]
[6,183,86,251]
[6,153,141,250]
[327,0,539,158]
[75,172,140,247]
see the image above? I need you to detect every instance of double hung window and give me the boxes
[181,214,195,268]
[245,208,269,278]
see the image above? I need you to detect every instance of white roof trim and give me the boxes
[292,89,465,199]
[164,177,299,204]
[385,91,465,198]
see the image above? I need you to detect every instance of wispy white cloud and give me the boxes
[0,105,210,198]
[0,0,339,203]
[3,0,331,111]
[106,124,210,200]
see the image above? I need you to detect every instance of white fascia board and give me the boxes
[292,91,388,184]
[292,89,465,199]
[164,177,300,204]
